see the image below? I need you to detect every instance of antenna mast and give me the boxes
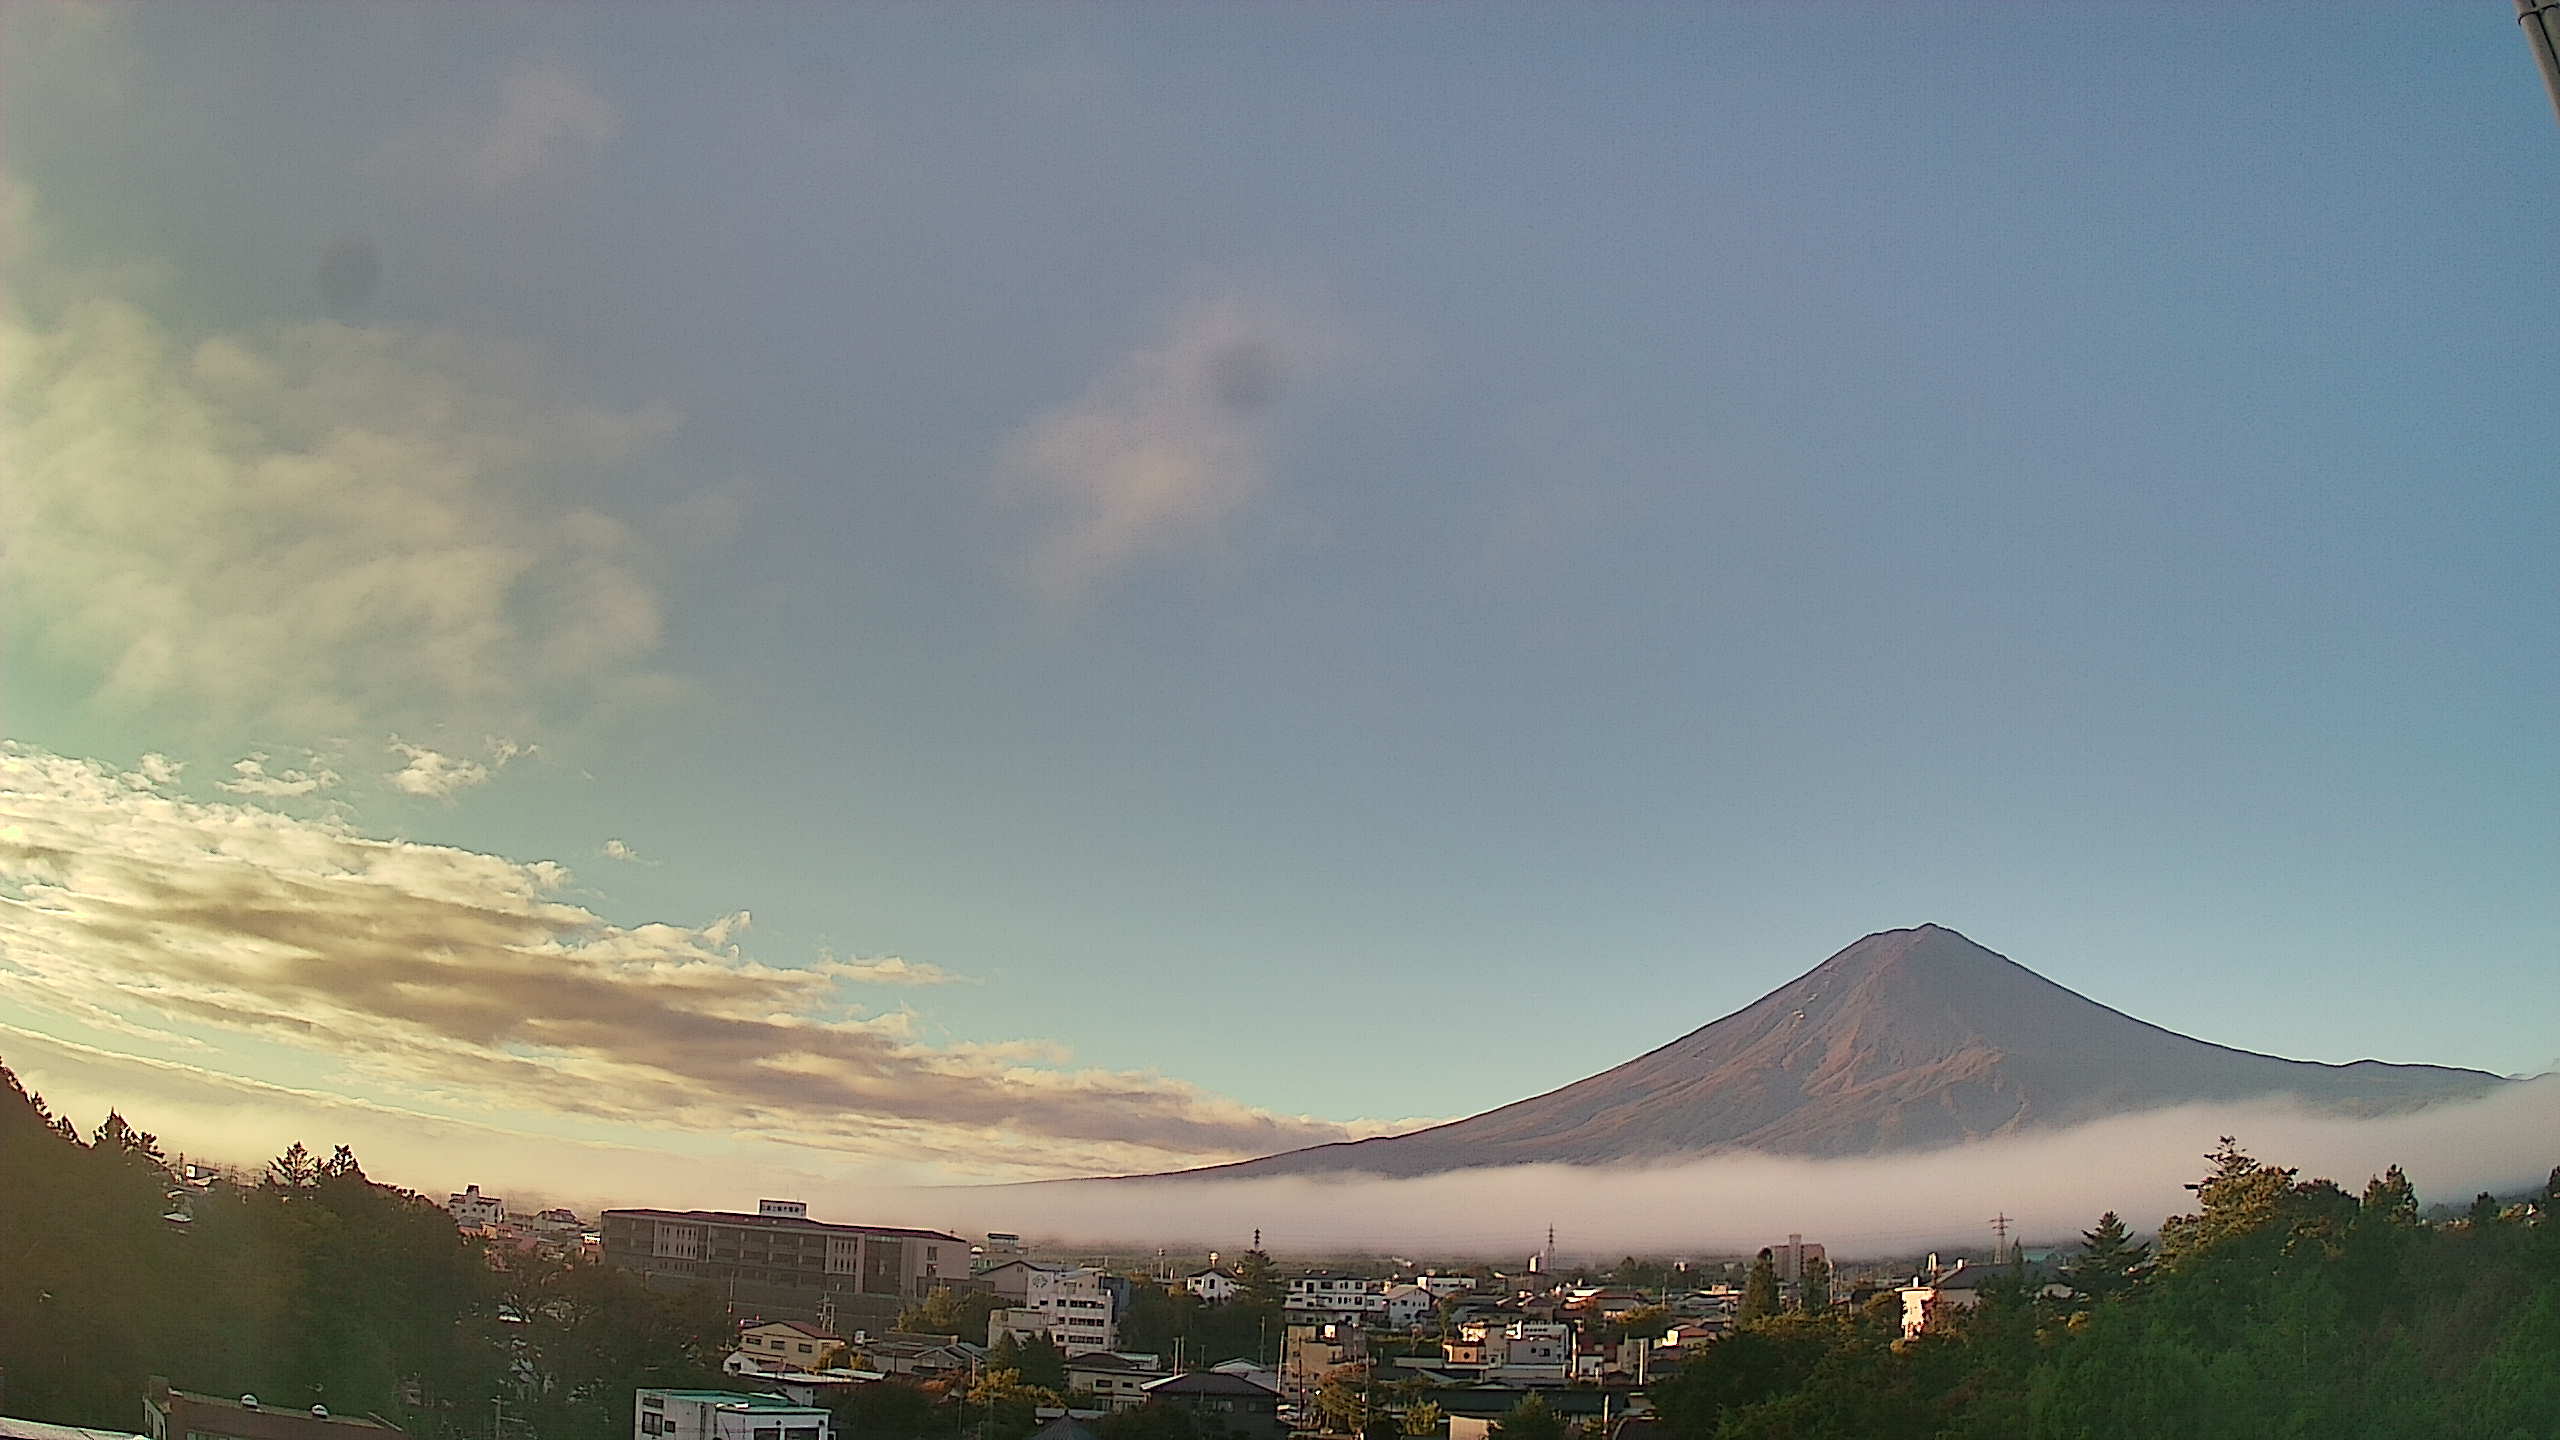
[1988,1213,2012,1266]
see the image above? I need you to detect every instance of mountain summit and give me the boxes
[1156,925,2501,1178]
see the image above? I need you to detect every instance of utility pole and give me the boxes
[2521,1,2560,127]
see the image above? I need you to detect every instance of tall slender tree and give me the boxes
[1797,1255,1831,1312]
[1738,1250,1780,1323]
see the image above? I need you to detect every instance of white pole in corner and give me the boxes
[2521,0,2560,127]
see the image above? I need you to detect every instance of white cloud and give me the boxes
[218,753,340,798]
[602,838,642,862]
[0,742,1383,1179]
[134,752,183,786]
[823,955,965,987]
[954,1081,2560,1255]
[384,736,523,799]
[0,290,683,734]
[469,62,620,190]
[1001,285,1339,594]
[380,60,620,194]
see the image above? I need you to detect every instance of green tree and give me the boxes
[966,1368,1064,1440]
[2360,1165,2418,1226]
[2059,1211,2148,1302]
[901,1286,1000,1341]
[2467,1191,2504,1227]
[1096,1403,1200,1440]
[988,1331,1068,1391]
[825,1379,937,1440]
[1235,1248,1285,1310]
[1738,1250,1780,1323]
[2157,1136,2297,1267]
[1797,1254,1831,1312]
[1398,1400,1443,1437]
[1484,1393,1563,1440]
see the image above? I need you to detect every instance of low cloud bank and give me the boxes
[905,1079,2560,1258]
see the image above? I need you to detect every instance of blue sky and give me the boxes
[0,2,2553,1197]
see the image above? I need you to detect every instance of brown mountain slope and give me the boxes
[1150,925,2502,1179]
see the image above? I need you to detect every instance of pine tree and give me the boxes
[1798,1254,1831,1312]
[267,1141,319,1189]
[1738,1249,1780,1323]
[1236,1247,1285,1310]
[2158,1137,2297,1267]
[2467,1192,2503,1228]
[2059,1212,2148,1301]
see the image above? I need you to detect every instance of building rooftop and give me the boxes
[2,1419,151,1440]
[149,1386,399,1439]
[645,1392,827,1412]
[744,1319,844,1341]
[1143,1374,1280,1399]
[606,1209,963,1244]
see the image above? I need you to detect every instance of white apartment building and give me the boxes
[988,1266,1118,1355]
[1409,1276,1475,1299]
[448,1185,506,1228]
[635,1391,828,1440]
[1283,1276,1385,1322]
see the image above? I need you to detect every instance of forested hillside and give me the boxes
[0,1059,730,1440]
[1650,1140,2560,1439]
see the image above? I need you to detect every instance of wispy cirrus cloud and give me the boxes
[0,743,1392,1179]
[1001,283,1341,595]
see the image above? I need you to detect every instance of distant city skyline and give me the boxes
[1,3,2554,1201]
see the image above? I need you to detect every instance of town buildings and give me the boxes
[601,1208,965,1326]
[988,1267,1119,1355]
[446,1185,505,1229]
[633,1391,827,1440]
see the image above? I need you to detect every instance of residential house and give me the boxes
[1184,1269,1239,1303]
[1440,1320,1570,1375]
[1378,1285,1437,1329]
[978,1259,1064,1304]
[1136,1374,1282,1440]
[1064,1354,1167,1411]
[1207,1360,1279,1395]
[1897,1263,1984,1339]
[1409,1276,1475,1299]
[633,1391,827,1440]
[857,1336,985,1381]
[733,1321,842,1373]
